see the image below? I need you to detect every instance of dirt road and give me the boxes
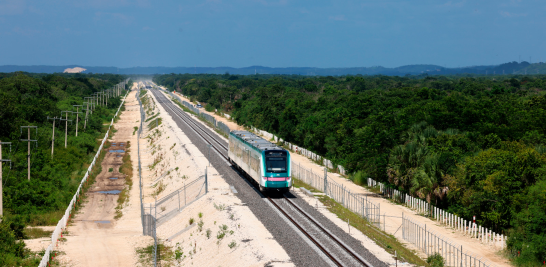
[58,89,145,266]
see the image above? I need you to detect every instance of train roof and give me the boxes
[230,130,285,152]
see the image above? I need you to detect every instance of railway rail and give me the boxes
[148,87,375,267]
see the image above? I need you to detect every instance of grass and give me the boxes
[151,181,166,198]
[133,126,138,135]
[23,227,53,239]
[228,241,237,249]
[108,168,113,172]
[115,141,133,219]
[148,118,162,130]
[136,241,174,267]
[213,203,226,211]
[293,178,428,266]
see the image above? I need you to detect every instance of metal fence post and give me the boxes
[205,166,208,194]
[324,167,327,195]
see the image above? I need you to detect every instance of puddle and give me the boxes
[97,190,121,194]
[109,177,118,180]
[95,220,111,224]
[120,144,124,146]
[117,155,123,157]
[111,143,117,145]
[109,150,125,153]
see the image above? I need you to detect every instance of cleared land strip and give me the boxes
[149,86,391,266]
[56,88,145,266]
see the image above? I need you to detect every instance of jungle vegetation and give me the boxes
[155,73,546,265]
[0,72,128,266]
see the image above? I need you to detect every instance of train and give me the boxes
[228,130,292,193]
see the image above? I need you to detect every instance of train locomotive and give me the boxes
[228,131,292,193]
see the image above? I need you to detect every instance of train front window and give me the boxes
[265,151,287,173]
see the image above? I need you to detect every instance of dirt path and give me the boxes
[162,87,512,266]
[57,89,146,266]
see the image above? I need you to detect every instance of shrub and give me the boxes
[426,253,445,267]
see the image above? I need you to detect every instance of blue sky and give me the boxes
[0,0,544,68]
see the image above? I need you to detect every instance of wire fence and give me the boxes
[367,177,502,266]
[403,216,494,267]
[291,162,381,227]
[39,79,130,267]
[367,178,507,251]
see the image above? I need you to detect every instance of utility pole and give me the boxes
[47,116,61,158]
[0,141,12,220]
[20,126,37,181]
[73,105,83,137]
[84,97,93,114]
[61,111,73,148]
[82,102,90,129]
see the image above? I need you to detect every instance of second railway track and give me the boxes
[148,86,378,267]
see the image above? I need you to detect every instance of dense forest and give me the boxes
[155,73,546,265]
[0,72,128,266]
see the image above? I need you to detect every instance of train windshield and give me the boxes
[265,151,287,173]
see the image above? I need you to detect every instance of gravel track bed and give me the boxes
[151,89,388,267]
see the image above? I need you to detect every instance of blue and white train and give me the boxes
[228,131,292,193]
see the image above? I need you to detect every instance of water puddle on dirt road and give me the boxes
[109,150,125,153]
[97,190,121,194]
[109,177,118,180]
[95,221,111,224]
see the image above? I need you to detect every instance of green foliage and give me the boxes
[154,73,546,265]
[0,72,126,263]
[426,253,445,267]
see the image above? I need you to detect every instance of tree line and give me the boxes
[0,72,128,266]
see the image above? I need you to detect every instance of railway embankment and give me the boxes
[137,87,293,266]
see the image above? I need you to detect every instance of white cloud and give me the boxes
[329,15,346,21]
[499,11,527,17]
[0,0,26,15]
[94,12,133,25]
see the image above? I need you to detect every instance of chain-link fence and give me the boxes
[217,121,231,136]
[152,175,207,225]
[403,216,494,267]
[291,162,381,227]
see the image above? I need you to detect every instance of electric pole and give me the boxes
[47,116,61,158]
[84,97,93,114]
[0,141,12,220]
[61,111,73,148]
[83,102,90,129]
[73,105,83,137]
[20,126,37,181]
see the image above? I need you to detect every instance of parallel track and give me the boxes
[148,86,372,267]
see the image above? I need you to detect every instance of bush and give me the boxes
[426,253,445,267]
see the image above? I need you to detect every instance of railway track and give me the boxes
[148,86,374,267]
